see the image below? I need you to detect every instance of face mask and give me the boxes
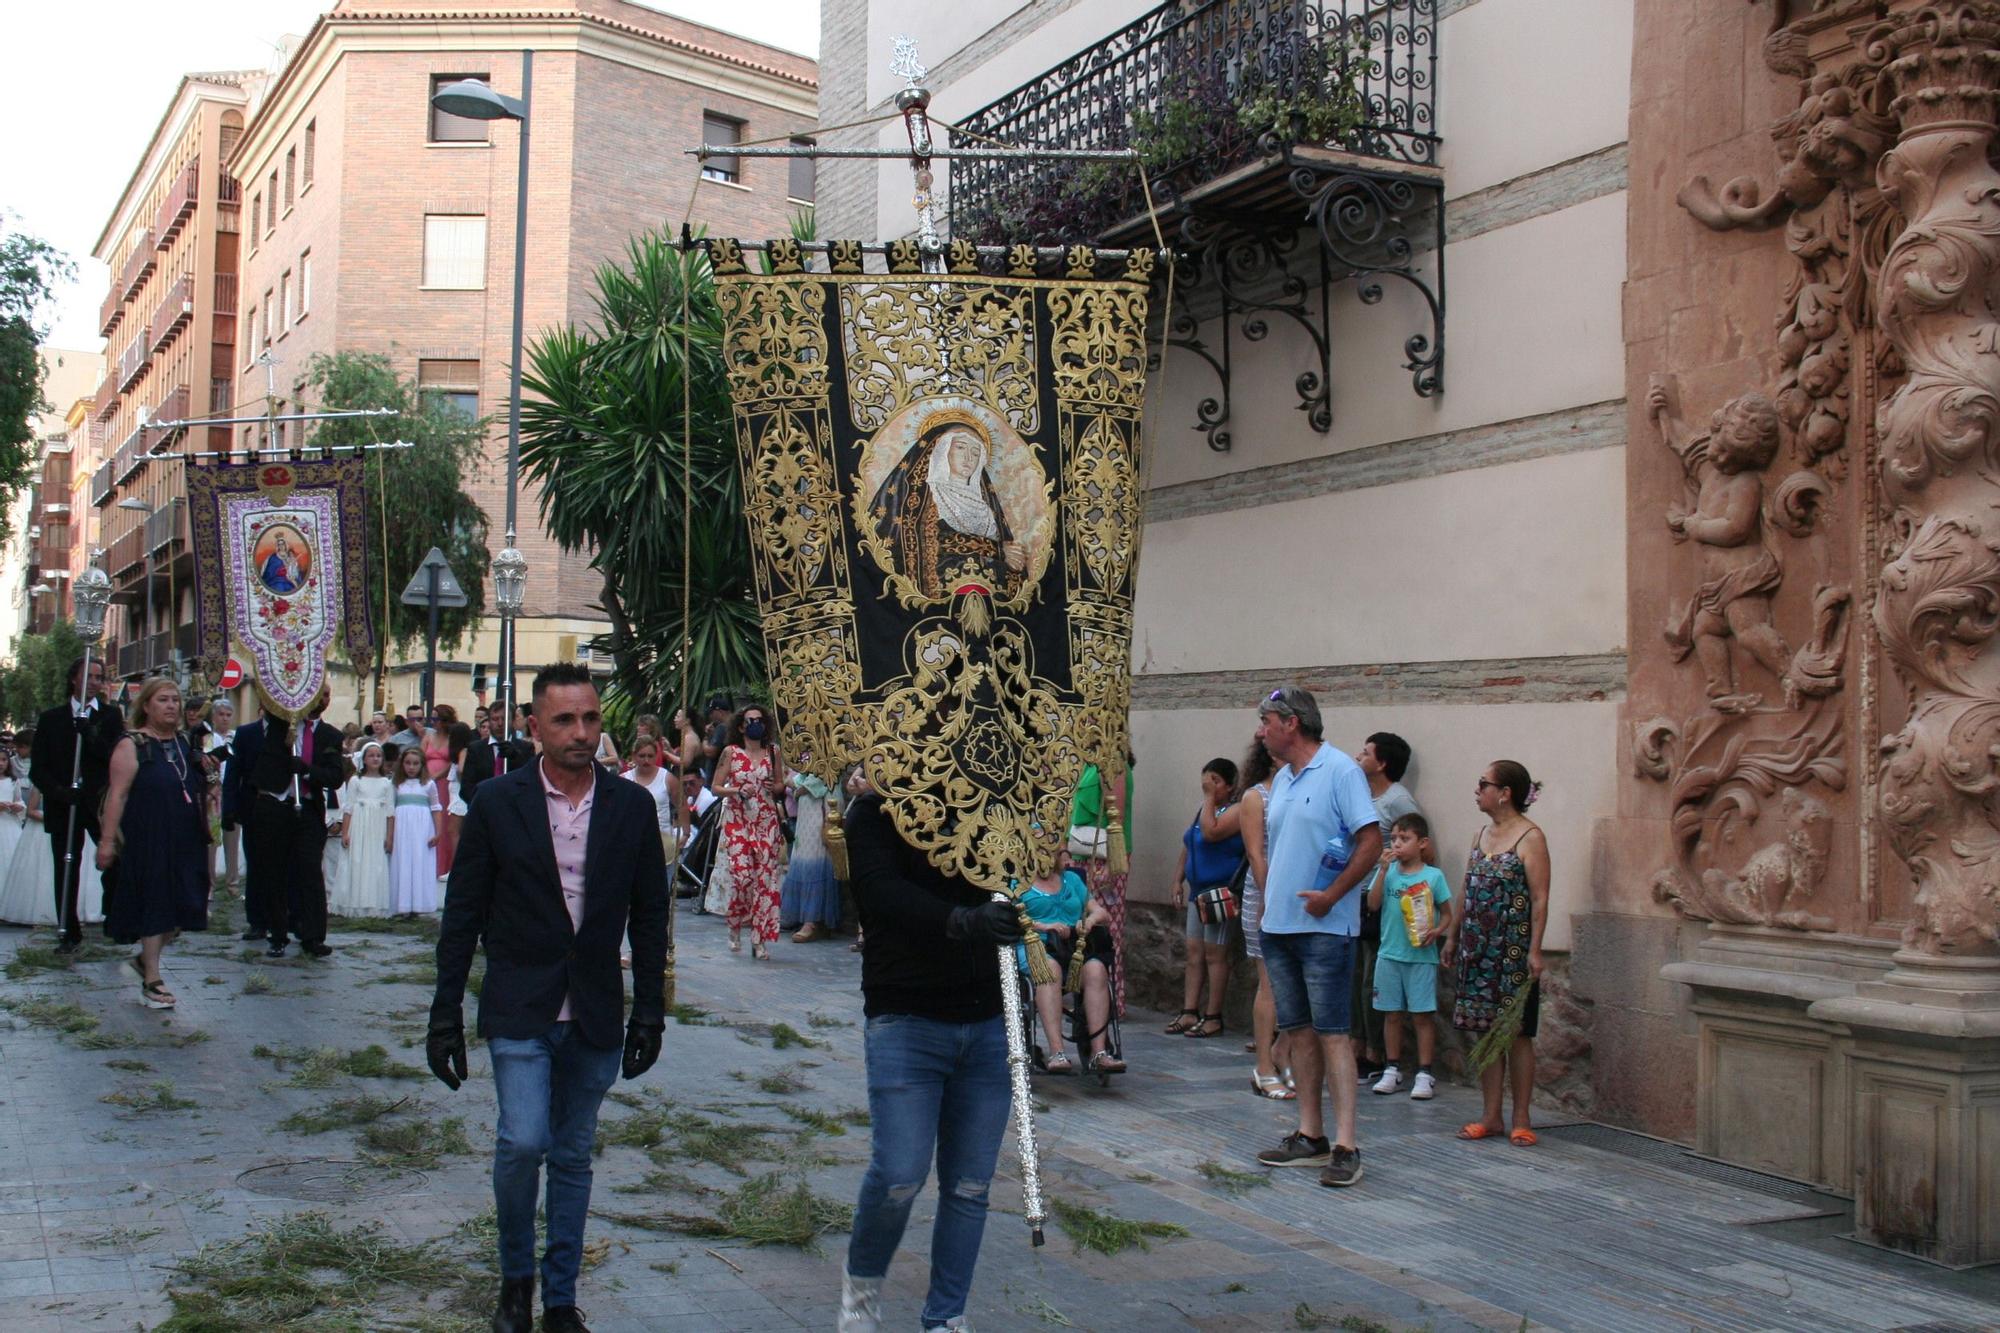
[744,720,768,741]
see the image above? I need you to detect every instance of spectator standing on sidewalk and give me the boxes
[1366,813,1455,1100]
[1252,687,1383,1188]
[1168,756,1244,1040]
[1353,732,1420,1081]
[1235,739,1292,1100]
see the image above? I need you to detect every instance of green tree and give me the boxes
[302,351,491,704]
[0,221,74,545]
[519,230,762,716]
[0,619,86,727]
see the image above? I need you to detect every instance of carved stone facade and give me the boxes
[1621,0,2000,1267]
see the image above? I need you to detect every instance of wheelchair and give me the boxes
[674,799,723,905]
[1015,926,1124,1088]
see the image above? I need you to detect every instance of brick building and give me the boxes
[89,72,259,680]
[228,0,817,720]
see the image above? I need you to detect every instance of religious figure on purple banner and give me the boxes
[254,527,311,595]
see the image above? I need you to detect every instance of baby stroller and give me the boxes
[674,799,724,904]
[1016,929,1124,1088]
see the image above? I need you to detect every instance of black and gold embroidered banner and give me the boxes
[710,237,1154,891]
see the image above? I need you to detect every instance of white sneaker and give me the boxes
[1371,1067,1403,1095]
[1410,1071,1437,1100]
[838,1271,882,1333]
[924,1321,972,1332]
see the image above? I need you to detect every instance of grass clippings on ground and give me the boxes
[754,1069,810,1096]
[806,1011,853,1028]
[101,1080,199,1115]
[768,1022,826,1050]
[253,1042,424,1087]
[1,995,135,1049]
[240,971,275,995]
[82,1224,165,1249]
[1195,1159,1271,1196]
[358,1115,474,1169]
[1049,1198,1190,1256]
[334,914,443,939]
[599,1171,851,1253]
[669,1002,711,1025]
[778,1105,852,1137]
[104,1057,154,1073]
[277,1094,414,1136]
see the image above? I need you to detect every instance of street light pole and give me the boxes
[433,53,531,744]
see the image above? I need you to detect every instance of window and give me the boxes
[303,120,316,187]
[701,114,741,183]
[299,251,312,317]
[250,193,261,243]
[263,291,273,347]
[266,171,277,233]
[419,359,480,421]
[281,271,294,329]
[284,148,296,211]
[429,74,492,142]
[245,308,256,364]
[422,215,487,288]
[788,138,815,202]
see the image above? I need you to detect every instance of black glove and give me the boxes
[622,1019,664,1081]
[425,1014,467,1091]
[946,900,1024,948]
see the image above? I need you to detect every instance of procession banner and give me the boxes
[709,236,1155,891]
[187,456,374,721]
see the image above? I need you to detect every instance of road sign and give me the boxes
[398,547,468,609]
[217,659,245,690]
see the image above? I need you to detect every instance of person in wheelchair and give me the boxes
[1018,849,1124,1076]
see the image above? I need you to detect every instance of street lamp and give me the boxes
[55,564,112,951]
[492,545,527,743]
[118,497,157,676]
[432,59,531,743]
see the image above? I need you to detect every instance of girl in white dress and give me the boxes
[387,746,442,916]
[0,785,104,927]
[332,743,394,918]
[0,754,26,891]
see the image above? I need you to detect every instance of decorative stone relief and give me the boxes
[1859,3,2000,954]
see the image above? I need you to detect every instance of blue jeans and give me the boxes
[847,1014,1010,1327]
[1261,930,1356,1035]
[489,1023,623,1307]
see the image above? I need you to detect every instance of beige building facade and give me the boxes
[6,349,106,642]
[228,0,817,723]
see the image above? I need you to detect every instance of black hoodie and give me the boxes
[846,793,1003,1022]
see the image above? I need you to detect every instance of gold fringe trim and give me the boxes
[1106,817,1127,876]
[822,804,850,881]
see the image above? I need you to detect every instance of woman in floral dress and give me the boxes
[715,704,786,960]
[1452,759,1549,1146]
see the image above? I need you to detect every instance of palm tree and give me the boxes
[519,231,763,716]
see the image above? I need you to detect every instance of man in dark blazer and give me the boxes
[457,724,532,804]
[31,655,124,951]
[234,695,345,957]
[427,662,668,1333]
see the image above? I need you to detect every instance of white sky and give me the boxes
[4,0,821,351]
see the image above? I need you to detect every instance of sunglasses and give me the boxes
[1476,779,1504,791]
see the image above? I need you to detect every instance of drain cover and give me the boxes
[237,1159,428,1202]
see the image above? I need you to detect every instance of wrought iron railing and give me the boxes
[950,0,1437,245]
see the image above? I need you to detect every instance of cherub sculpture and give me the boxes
[1650,385,1794,711]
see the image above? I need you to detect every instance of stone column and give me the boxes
[1808,1,2000,1268]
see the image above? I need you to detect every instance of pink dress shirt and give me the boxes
[539,760,594,1022]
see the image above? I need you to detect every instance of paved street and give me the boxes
[0,898,1995,1332]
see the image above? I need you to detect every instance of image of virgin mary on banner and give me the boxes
[710,236,1155,892]
[187,457,374,720]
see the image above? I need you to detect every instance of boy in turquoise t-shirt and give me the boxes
[1365,813,1456,1100]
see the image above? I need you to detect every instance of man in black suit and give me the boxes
[428,662,668,1333]
[30,655,124,951]
[235,695,345,957]
[458,722,532,805]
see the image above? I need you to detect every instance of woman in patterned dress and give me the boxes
[715,704,786,960]
[1452,759,1549,1146]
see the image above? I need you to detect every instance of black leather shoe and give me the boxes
[266,941,287,958]
[54,937,79,955]
[301,941,332,958]
[540,1306,589,1332]
[492,1275,534,1333]
[240,928,267,942]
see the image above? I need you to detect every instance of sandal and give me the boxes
[1252,1071,1296,1101]
[751,942,771,962]
[1457,1122,1504,1141]
[728,930,742,953]
[1186,1013,1224,1039]
[1164,1009,1199,1035]
[1089,1050,1126,1075]
[1043,1051,1076,1074]
[141,980,176,1010]
[1509,1128,1539,1147]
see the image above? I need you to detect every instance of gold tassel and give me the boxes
[822,802,850,881]
[1021,904,1056,987]
[1106,816,1127,876]
[1064,937,1087,995]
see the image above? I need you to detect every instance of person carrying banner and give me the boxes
[238,695,345,957]
[31,655,124,950]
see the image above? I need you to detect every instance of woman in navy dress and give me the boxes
[98,679,212,1009]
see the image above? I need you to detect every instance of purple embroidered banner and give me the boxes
[187,457,373,719]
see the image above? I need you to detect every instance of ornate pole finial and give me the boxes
[890,36,943,261]
[889,35,928,88]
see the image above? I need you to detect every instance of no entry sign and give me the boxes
[218,659,245,690]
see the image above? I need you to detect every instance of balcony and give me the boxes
[99,285,124,339]
[116,335,149,393]
[145,497,186,555]
[147,274,193,355]
[118,228,157,302]
[154,159,199,246]
[94,374,119,421]
[108,525,145,579]
[150,384,190,437]
[949,0,1443,444]
[216,174,241,235]
[90,460,113,508]
[112,423,146,485]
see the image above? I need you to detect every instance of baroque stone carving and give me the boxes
[1654,786,1835,931]
[1859,3,2000,954]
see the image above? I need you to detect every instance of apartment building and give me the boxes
[229,0,817,719]
[12,349,107,638]
[90,72,261,681]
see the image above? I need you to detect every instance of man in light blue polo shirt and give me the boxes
[1252,686,1383,1188]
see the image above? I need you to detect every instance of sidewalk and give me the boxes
[0,902,1995,1331]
